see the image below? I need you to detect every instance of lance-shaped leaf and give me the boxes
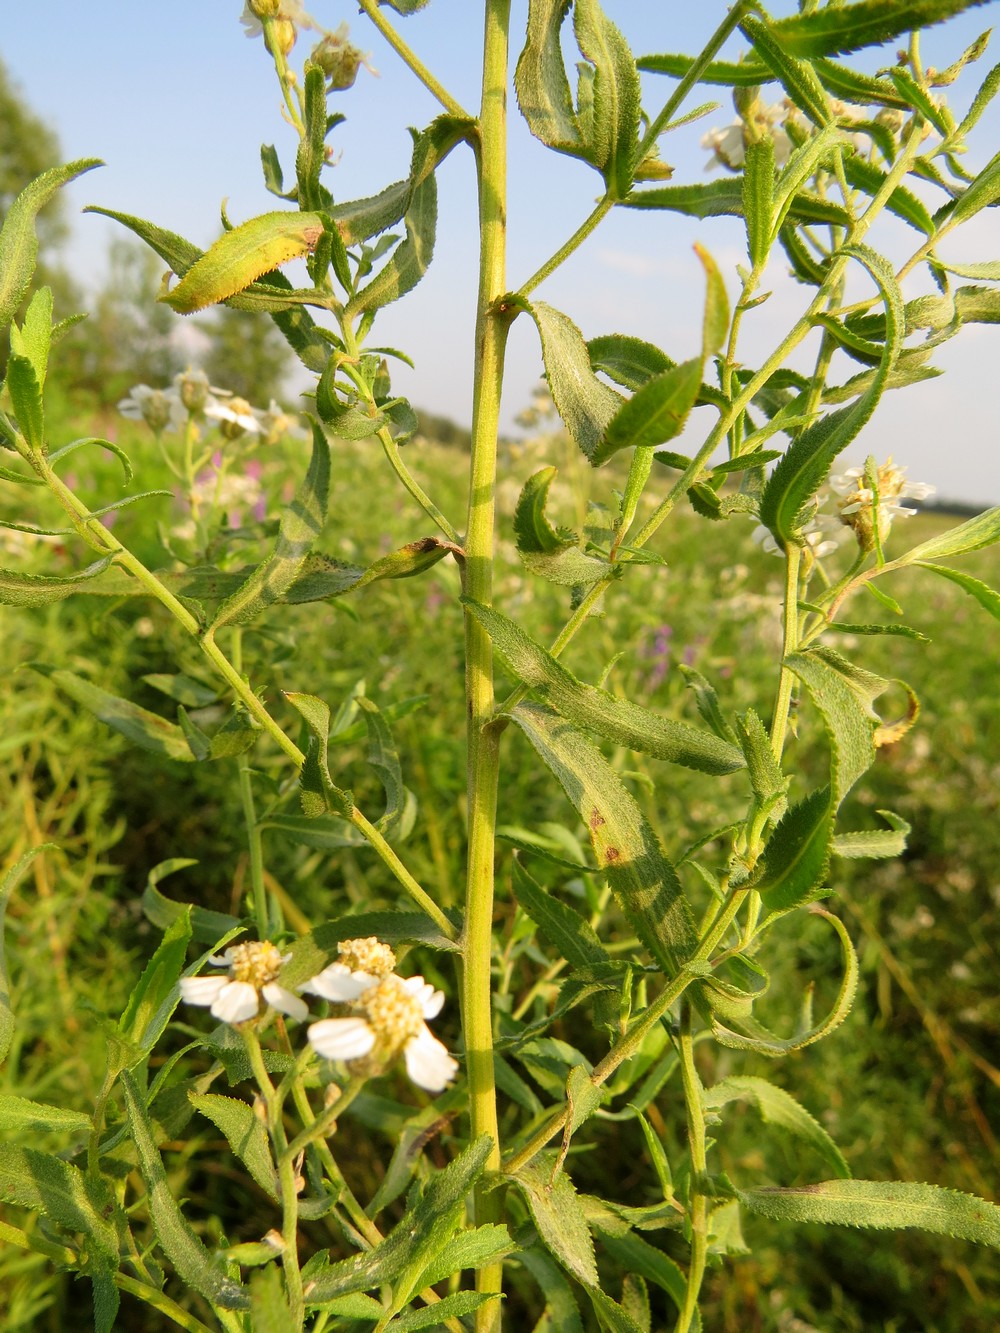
[588,1227,688,1314]
[0,1096,91,1138]
[740,1178,1000,1246]
[141,859,242,944]
[117,909,192,1059]
[833,809,910,860]
[121,1072,250,1310]
[638,52,906,111]
[756,787,834,913]
[623,178,851,229]
[0,1144,120,1260]
[741,13,831,127]
[515,0,585,159]
[469,601,743,775]
[713,907,858,1054]
[508,702,697,972]
[734,708,787,817]
[355,696,406,835]
[765,0,995,60]
[11,285,54,388]
[30,666,196,761]
[743,139,775,268]
[189,1094,278,1200]
[5,355,44,452]
[210,421,329,629]
[284,692,353,817]
[160,211,325,313]
[296,64,333,212]
[512,857,611,971]
[304,1136,493,1302]
[573,0,641,197]
[703,1075,850,1178]
[0,159,101,328]
[346,171,437,318]
[893,505,1000,563]
[516,298,624,463]
[350,536,451,590]
[0,557,116,608]
[912,563,1000,623]
[513,468,609,586]
[786,650,877,804]
[510,1154,598,1286]
[759,246,902,545]
[597,359,702,463]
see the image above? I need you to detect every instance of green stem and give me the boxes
[463,6,511,1329]
[769,543,802,759]
[349,805,456,940]
[356,0,471,119]
[282,1075,366,1161]
[675,1002,708,1333]
[518,196,614,298]
[232,627,271,935]
[378,426,461,544]
[115,1274,219,1333]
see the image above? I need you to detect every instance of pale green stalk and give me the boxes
[114,1275,219,1333]
[232,627,272,935]
[769,543,803,759]
[356,0,470,119]
[675,1003,708,1333]
[462,5,511,1328]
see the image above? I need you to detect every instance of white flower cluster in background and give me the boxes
[117,370,304,443]
[180,935,458,1094]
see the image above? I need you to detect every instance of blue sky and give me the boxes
[3,1,1000,503]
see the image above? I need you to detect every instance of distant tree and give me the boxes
[201,306,292,405]
[0,58,66,247]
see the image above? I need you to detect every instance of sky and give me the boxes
[3,1,1000,505]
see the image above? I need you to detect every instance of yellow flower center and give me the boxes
[337,937,396,979]
[228,941,284,988]
[359,976,423,1051]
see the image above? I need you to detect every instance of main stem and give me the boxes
[463,3,510,1329]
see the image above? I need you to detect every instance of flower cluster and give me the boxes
[179,936,458,1094]
[117,370,303,444]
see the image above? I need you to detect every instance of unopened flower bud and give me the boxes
[247,0,282,17]
[262,1229,286,1252]
[265,17,297,57]
[310,24,366,90]
[174,368,211,415]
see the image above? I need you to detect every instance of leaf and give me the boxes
[5,355,44,452]
[249,1266,293,1333]
[515,0,586,160]
[743,139,775,268]
[585,1284,647,1333]
[713,907,858,1054]
[756,788,833,913]
[346,170,437,318]
[588,333,672,389]
[597,359,703,463]
[189,1094,278,1200]
[517,1246,585,1331]
[760,246,902,545]
[0,1095,91,1138]
[0,159,101,329]
[765,1,995,60]
[470,601,743,775]
[117,909,192,1059]
[914,563,1000,623]
[841,154,934,234]
[284,691,353,817]
[833,810,910,859]
[508,703,697,973]
[384,1292,500,1332]
[511,857,610,971]
[356,696,406,835]
[412,1223,514,1290]
[210,420,329,629]
[0,557,117,609]
[740,13,831,127]
[12,285,54,386]
[588,1226,689,1313]
[895,506,1000,563]
[30,666,196,761]
[161,211,325,313]
[121,1071,250,1309]
[510,1155,598,1286]
[623,178,850,229]
[304,1136,493,1302]
[703,1075,850,1178]
[0,1144,119,1259]
[518,299,624,463]
[740,1178,1000,1247]
[786,650,877,804]
[573,0,641,197]
[733,708,787,814]
[513,467,577,554]
[350,536,451,590]
[141,858,243,944]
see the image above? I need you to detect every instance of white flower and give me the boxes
[752,513,841,559]
[240,0,306,39]
[830,459,934,549]
[254,399,306,446]
[701,101,794,173]
[118,384,185,434]
[179,940,307,1025]
[204,396,261,439]
[304,938,458,1093]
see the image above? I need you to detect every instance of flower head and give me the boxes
[309,23,372,91]
[830,459,934,550]
[180,940,307,1025]
[118,384,185,435]
[205,396,260,441]
[304,938,457,1092]
[254,399,306,447]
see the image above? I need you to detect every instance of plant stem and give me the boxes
[518,197,614,298]
[349,805,456,939]
[463,5,511,1328]
[356,0,471,119]
[232,627,272,935]
[675,1002,708,1333]
[770,543,802,759]
[378,426,461,544]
